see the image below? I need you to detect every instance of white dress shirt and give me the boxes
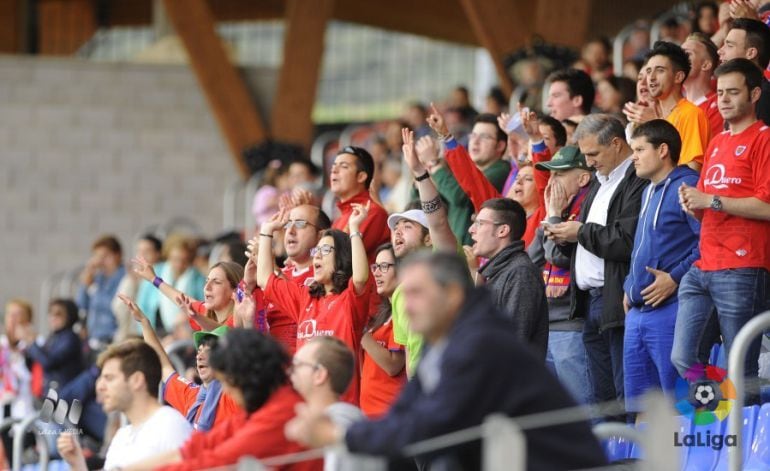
[575,157,633,291]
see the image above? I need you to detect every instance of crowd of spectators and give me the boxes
[2,1,770,469]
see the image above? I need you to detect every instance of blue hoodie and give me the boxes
[624,166,701,311]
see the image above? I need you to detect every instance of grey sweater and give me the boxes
[479,241,549,360]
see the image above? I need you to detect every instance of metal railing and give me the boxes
[727,310,770,471]
[223,178,246,231]
[612,23,645,76]
[12,412,49,471]
[649,11,692,46]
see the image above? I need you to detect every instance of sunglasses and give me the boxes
[310,244,335,257]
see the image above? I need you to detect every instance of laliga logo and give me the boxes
[40,388,82,425]
[673,364,737,450]
[703,164,742,190]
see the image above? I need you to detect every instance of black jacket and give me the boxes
[25,328,83,391]
[345,287,607,471]
[480,240,549,359]
[561,162,646,331]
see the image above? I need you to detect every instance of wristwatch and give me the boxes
[710,195,723,211]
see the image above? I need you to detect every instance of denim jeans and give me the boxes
[583,290,625,405]
[672,266,770,380]
[623,302,679,412]
[546,330,592,405]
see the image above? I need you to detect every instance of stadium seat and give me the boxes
[603,434,631,462]
[683,417,723,471]
[761,384,770,405]
[713,405,759,470]
[709,343,721,367]
[629,422,647,459]
[744,403,770,471]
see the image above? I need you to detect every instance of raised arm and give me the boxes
[348,201,371,295]
[131,256,189,306]
[256,210,287,290]
[117,294,176,380]
[402,126,457,252]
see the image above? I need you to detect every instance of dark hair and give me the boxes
[603,75,638,105]
[480,198,527,242]
[208,329,289,414]
[223,240,248,268]
[315,208,332,231]
[692,1,719,34]
[546,69,596,115]
[686,32,720,70]
[473,113,507,143]
[310,337,354,396]
[538,116,568,147]
[487,86,508,108]
[715,58,764,94]
[309,229,352,298]
[645,41,692,80]
[92,235,122,257]
[399,251,474,294]
[631,119,682,164]
[730,18,770,69]
[197,335,219,350]
[369,243,396,331]
[97,340,162,398]
[139,234,163,254]
[337,146,375,189]
[49,298,79,330]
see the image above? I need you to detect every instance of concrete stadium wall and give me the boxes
[0,55,273,327]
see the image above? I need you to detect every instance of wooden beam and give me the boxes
[37,0,96,55]
[163,0,268,178]
[535,0,592,49]
[270,0,334,149]
[0,0,23,53]
[456,0,533,97]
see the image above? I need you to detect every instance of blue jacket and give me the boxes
[624,166,701,311]
[345,287,606,471]
[76,266,125,342]
[25,328,83,391]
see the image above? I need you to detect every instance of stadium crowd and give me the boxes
[2,1,770,470]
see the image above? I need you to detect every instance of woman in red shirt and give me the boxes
[360,243,406,417]
[255,203,373,405]
[506,162,546,247]
[132,257,243,332]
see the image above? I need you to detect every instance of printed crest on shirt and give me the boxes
[175,375,192,386]
[735,145,747,156]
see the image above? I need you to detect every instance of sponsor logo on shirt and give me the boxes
[703,164,743,190]
[297,319,335,340]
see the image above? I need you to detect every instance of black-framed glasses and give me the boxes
[310,244,335,257]
[370,262,396,273]
[283,219,317,231]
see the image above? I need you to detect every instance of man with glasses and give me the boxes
[243,204,331,354]
[468,198,549,359]
[330,146,391,262]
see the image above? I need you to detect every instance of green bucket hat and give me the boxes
[192,325,229,349]
[534,145,590,171]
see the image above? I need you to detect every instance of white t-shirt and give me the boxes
[103,406,192,470]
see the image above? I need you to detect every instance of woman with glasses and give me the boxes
[359,243,406,418]
[256,203,374,405]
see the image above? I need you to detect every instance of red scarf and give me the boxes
[542,187,589,298]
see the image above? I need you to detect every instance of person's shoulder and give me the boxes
[326,402,365,427]
[153,405,193,430]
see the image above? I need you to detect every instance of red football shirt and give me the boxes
[188,301,234,331]
[264,274,373,405]
[162,373,242,431]
[696,92,724,141]
[696,121,770,271]
[160,385,322,471]
[359,319,406,418]
[332,190,391,263]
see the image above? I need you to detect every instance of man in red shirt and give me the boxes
[242,204,332,355]
[124,329,322,471]
[676,58,770,389]
[682,33,724,137]
[330,146,390,262]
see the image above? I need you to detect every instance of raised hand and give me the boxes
[520,107,543,141]
[349,201,371,233]
[730,0,760,19]
[175,293,199,320]
[57,432,86,471]
[234,294,257,329]
[426,102,450,137]
[243,241,258,292]
[497,112,512,134]
[401,127,427,176]
[260,208,288,236]
[623,101,659,125]
[117,294,147,324]
[131,255,157,282]
[415,136,440,168]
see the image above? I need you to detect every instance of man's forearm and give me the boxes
[721,196,770,221]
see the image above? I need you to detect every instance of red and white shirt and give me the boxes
[696,121,770,271]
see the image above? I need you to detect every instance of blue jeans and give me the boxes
[623,302,679,412]
[583,290,625,405]
[672,266,770,380]
[546,330,592,405]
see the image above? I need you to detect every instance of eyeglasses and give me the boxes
[310,244,335,257]
[370,262,396,273]
[289,359,319,373]
[471,218,504,229]
[469,132,497,141]
[283,219,316,230]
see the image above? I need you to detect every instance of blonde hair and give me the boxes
[5,299,33,323]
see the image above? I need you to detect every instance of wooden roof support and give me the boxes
[270,0,334,150]
[535,0,592,50]
[163,0,267,178]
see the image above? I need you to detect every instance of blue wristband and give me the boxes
[152,276,164,288]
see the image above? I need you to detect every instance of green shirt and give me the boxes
[431,159,510,246]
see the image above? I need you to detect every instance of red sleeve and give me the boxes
[162,373,197,417]
[214,393,243,426]
[531,146,551,196]
[443,139,501,212]
[343,277,375,333]
[358,202,391,261]
[175,415,238,463]
[187,301,208,331]
[752,132,770,203]
[263,274,304,323]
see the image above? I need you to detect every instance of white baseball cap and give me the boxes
[387,209,429,231]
